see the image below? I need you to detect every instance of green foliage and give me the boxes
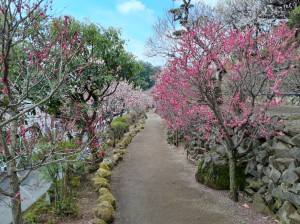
[112,116,127,124]
[45,98,62,115]
[22,194,54,224]
[122,113,137,125]
[195,160,246,190]
[288,6,300,28]
[110,116,129,141]
[137,61,160,90]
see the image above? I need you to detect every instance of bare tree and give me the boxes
[215,0,299,30]
[145,0,214,59]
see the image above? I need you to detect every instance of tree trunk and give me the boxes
[2,114,22,224]
[228,149,238,202]
[10,171,21,224]
[10,116,22,224]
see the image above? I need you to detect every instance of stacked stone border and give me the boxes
[89,117,146,224]
[184,125,300,223]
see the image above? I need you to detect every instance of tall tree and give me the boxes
[215,0,300,30]
[153,20,297,201]
[0,1,82,223]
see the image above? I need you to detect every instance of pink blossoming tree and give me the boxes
[153,18,297,201]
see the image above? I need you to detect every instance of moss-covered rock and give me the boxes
[92,177,110,191]
[111,154,122,167]
[96,168,111,179]
[195,159,246,190]
[113,149,127,156]
[117,135,133,149]
[99,188,116,208]
[100,162,111,171]
[94,201,115,223]
[90,219,107,224]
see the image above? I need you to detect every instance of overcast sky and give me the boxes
[52,0,218,65]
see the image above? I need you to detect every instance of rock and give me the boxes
[272,140,292,158]
[278,201,300,224]
[261,176,270,184]
[258,186,267,194]
[85,163,100,173]
[99,188,116,208]
[261,142,273,155]
[111,154,122,167]
[252,193,275,217]
[94,201,115,223]
[216,145,226,156]
[100,162,112,171]
[281,183,289,193]
[268,181,275,193]
[291,134,300,147]
[211,152,220,163]
[295,168,300,176]
[90,219,107,224]
[246,178,265,191]
[244,186,255,197]
[256,164,264,178]
[112,149,127,156]
[196,154,204,161]
[93,177,110,191]
[245,158,257,176]
[294,183,300,193]
[274,158,295,172]
[284,126,300,137]
[281,169,299,185]
[272,186,285,200]
[288,187,298,194]
[189,150,197,159]
[276,136,295,147]
[96,168,112,179]
[263,167,271,177]
[264,193,274,207]
[255,150,269,165]
[291,147,300,165]
[269,167,281,183]
[273,199,283,212]
[237,146,247,155]
[284,191,300,207]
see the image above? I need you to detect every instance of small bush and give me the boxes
[110,117,129,145]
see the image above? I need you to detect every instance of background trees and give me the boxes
[215,0,299,30]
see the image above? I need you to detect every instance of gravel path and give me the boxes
[111,112,276,224]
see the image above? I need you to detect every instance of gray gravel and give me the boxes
[111,112,277,224]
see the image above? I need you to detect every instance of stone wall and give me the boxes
[245,132,300,223]
[184,115,300,223]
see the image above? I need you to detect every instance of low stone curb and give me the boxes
[90,118,146,224]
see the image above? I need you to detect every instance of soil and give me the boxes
[56,174,98,224]
[110,111,277,224]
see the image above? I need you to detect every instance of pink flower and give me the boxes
[2,87,8,95]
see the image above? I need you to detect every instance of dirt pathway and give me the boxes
[110,112,275,224]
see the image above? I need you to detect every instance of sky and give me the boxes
[52,0,218,65]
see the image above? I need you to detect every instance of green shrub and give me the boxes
[195,159,246,190]
[122,113,137,125]
[112,116,127,124]
[110,117,129,142]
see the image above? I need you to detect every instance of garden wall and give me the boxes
[184,114,300,223]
